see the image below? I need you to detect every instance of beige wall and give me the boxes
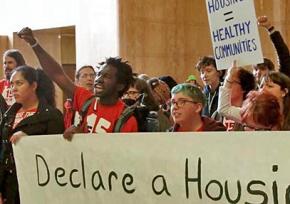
[119,0,209,83]
[0,36,9,77]
[75,0,118,67]
[0,0,76,35]
[0,0,289,86]
[119,0,290,83]
[11,27,76,111]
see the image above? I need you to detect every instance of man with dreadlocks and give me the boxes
[18,27,138,139]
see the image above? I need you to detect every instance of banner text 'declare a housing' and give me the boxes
[13,132,290,204]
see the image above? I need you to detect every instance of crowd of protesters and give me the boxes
[0,15,289,204]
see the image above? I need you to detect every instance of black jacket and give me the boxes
[0,95,7,125]
[270,31,290,77]
[0,101,64,170]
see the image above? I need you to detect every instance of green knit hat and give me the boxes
[186,74,197,82]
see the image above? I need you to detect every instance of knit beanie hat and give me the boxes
[158,75,177,90]
[148,78,171,105]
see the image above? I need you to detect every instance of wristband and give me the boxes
[268,26,275,33]
[30,39,38,48]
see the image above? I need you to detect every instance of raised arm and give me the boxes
[17,27,75,98]
[217,61,242,123]
[258,16,290,77]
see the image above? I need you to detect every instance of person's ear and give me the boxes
[194,103,203,114]
[282,88,288,97]
[32,81,37,92]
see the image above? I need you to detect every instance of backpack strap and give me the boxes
[77,95,97,128]
[78,95,140,132]
[113,93,148,132]
[113,105,136,132]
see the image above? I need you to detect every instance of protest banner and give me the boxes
[205,0,263,69]
[13,132,290,204]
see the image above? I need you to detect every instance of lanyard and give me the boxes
[207,90,217,115]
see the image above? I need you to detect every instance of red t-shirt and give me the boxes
[223,118,235,131]
[73,86,138,133]
[13,108,37,129]
[63,99,74,129]
[0,79,15,106]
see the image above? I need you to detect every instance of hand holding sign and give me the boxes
[205,0,263,69]
[224,60,240,88]
[63,125,82,141]
[257,16,272,30]
[10,131,27,144]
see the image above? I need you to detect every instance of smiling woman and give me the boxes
[0,66,64,204]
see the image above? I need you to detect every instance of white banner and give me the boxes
[13,132,290,204]
[205,0,263,69]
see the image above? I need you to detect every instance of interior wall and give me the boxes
[119,0,208,83]
[12,27,76,111]
[0,0,76,35]
[119,0,289,83]
[0,36,9,77]
[0,0,288,86]
[75,0,118,68]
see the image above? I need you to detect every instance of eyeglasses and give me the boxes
[124,91,140,97]
[169,99,196,108]
[80,73,96,79]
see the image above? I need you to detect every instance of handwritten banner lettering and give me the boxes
[13,132,290,203]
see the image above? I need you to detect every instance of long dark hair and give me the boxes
[266,72,290,130]
[3,49,26,66]
[13,66,56,107]
[237,68,255,99]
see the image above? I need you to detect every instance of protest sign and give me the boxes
[13,132,290,203]
[205,0,263,69]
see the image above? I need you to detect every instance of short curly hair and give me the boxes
[98,57,134,97]
[195,56,225,80]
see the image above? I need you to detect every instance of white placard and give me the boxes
[205,0,263,69]
[13,132,290,204]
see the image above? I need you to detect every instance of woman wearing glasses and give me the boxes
[218,63,256,131]
[218,62,290,130]
[169,83,226,132]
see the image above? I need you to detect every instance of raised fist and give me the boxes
[257,16,272,30]
[17,27,37,46]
